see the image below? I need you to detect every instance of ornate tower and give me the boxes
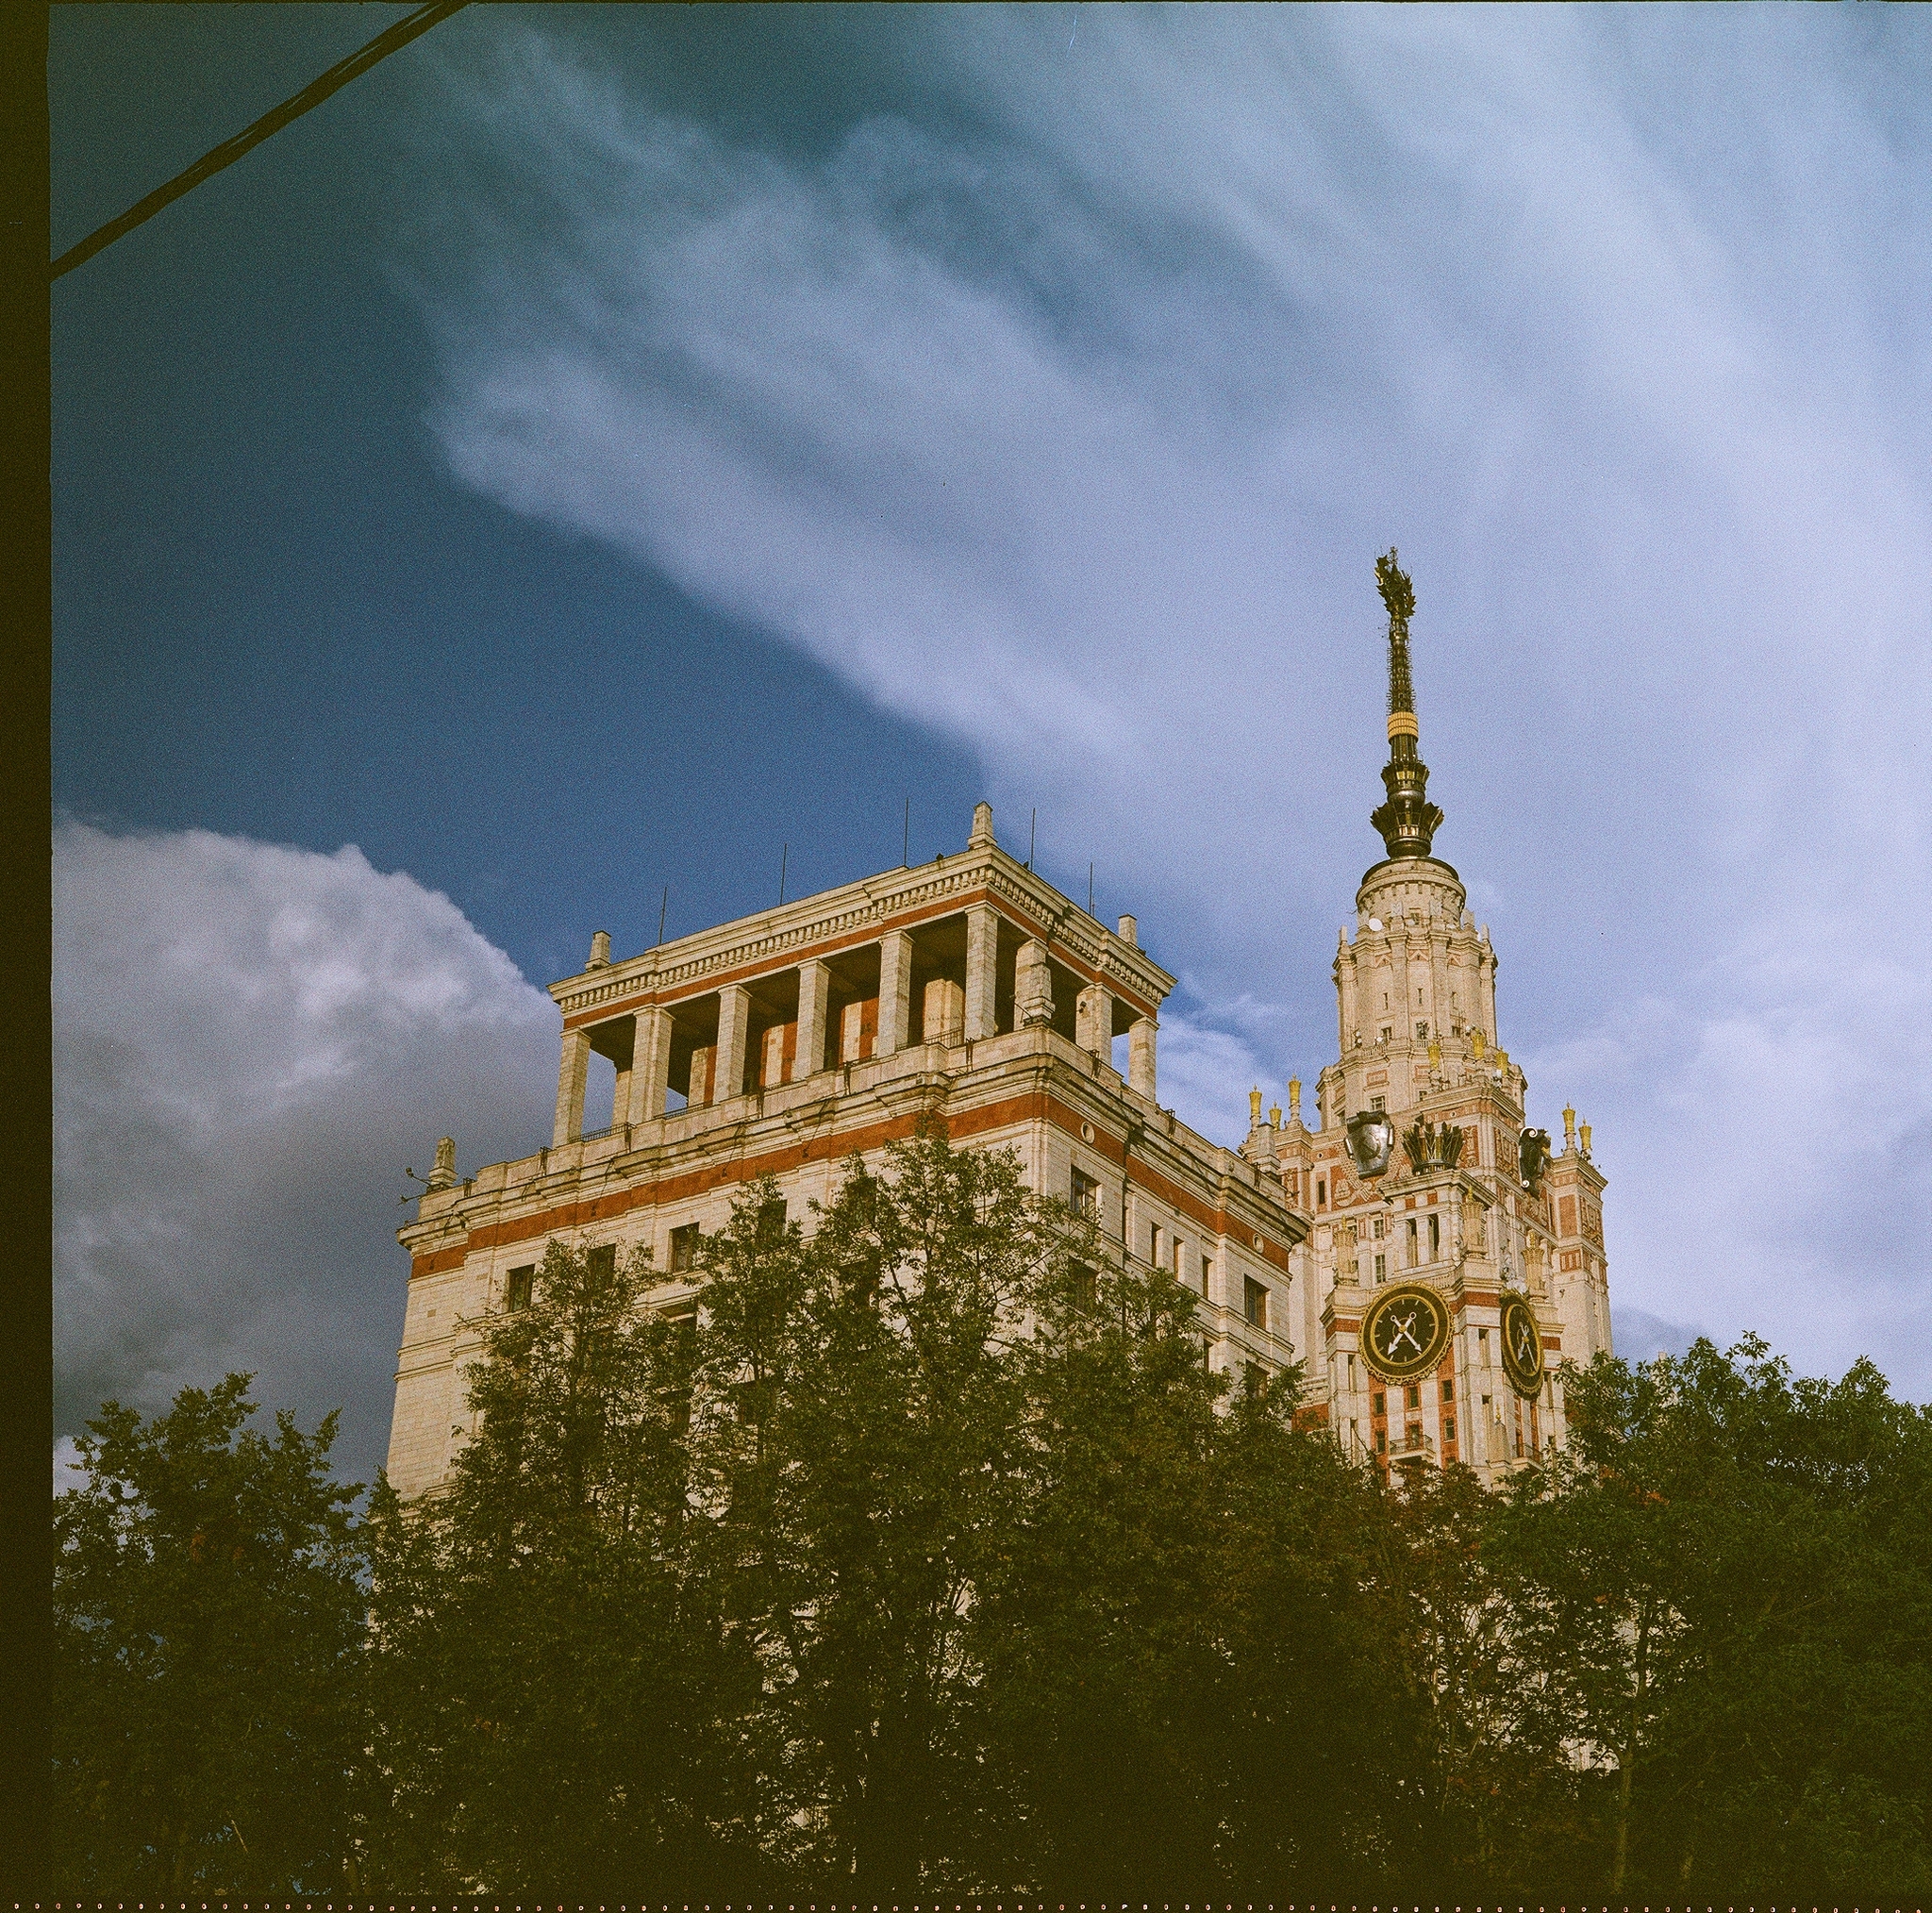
[1273,552,1612,1479]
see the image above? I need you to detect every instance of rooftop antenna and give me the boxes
[1028,807,1037,869]
[778,843,789,906]
[1088,862,1095,915]
[903,797,910,868]
[656,885,668,947]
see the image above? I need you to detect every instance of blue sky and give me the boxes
[53,5,1932,1482]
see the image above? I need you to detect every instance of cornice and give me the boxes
[548,846,1176,1023]
[396,1026,1303,1273]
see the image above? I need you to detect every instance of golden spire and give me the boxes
[1370,549,1444,860]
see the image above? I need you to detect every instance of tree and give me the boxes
[53,1375,368,1892]
[362,1234,776,1892]
[1494,1336,1932,1897]
[686,1134,1058,1887]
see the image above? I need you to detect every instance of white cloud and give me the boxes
[53,822,558,1479]
[397,11,1932,1394]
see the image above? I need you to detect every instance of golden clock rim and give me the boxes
[1359,1281,1451,1383]
[1499,1291,1544,1396]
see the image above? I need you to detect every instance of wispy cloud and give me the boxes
[387,8,1932,1391]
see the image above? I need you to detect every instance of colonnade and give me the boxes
[553,908,1159,1145]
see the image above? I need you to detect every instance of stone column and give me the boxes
[553,1026,591,1146]
[963,904,998,1040]
[1075,982,1113,1059]
[795,959,830,1080]
[715,984,751,1103]
[1016,939,1055,1026]
[1128,1014,1158,1098]
[923,976,965,1044]
[1337,930,1358,1050]
[629,1006,672,1122]
[878,930,913,1055]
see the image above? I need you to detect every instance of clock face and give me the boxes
[1500,1292,1544,1397]
[1360,1283,1450,1383]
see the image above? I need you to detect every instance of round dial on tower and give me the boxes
[1500,1291,1544,1397]
[1359,1282,1451,1384]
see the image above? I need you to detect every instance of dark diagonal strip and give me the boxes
[50,0,468,282]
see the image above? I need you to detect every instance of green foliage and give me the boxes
[362,1233,774,1892]
[57,1166,1932,1898]
[53,1375,367,1892]
[1495,1335,1932,1896]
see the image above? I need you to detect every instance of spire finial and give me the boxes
[1369,548,1444,859]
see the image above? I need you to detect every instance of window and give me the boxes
[1316,1178,1326,1209]
[1444,1418,1457,1443]
[1441,1377,1455,1402]
[1380,1025,1392,1044]
[1406,1217,1419,1267]
[670,1223,702,1273]
[1372,1390,1386,1417]
[1371,1094,1385,1111]
[1374,1254,1386,1281]
[1427,1214,1440,1258]
[756,1197,787,1248]
[661,1306,698,1433]
[1243,1276,1269,1330]
[1406,1383,1422,1409]
[1375,1428,1387,1455]
[586,1243,617,1289]
[1071,1165,1100,1222]
[1478,1326,1489,1355]
[1149,1223,1164,1267]
[1373,1217,1385,1240]
[1172,1236,1187,1278]
[1347,1353,1357,1387]
[1407,1421,1424,1448]
[1071,1262,1098,1308]
[506,1264,535,1311]
[1416,1021,1428,1040]
[1200,1256,1214,1297]
[1243,1359,1265,1394]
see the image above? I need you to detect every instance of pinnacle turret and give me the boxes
[1369,548,1444,860]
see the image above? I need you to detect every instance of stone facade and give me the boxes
[388,803,1304,1502]
[388,567,1610,1498]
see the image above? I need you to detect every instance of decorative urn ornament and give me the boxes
[1345,1107,1397,1181]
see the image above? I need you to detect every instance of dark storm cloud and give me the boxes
[53,823,558,1481]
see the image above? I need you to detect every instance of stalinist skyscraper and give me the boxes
[1268,552,1611,1476]
[389,550,1610,1500]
